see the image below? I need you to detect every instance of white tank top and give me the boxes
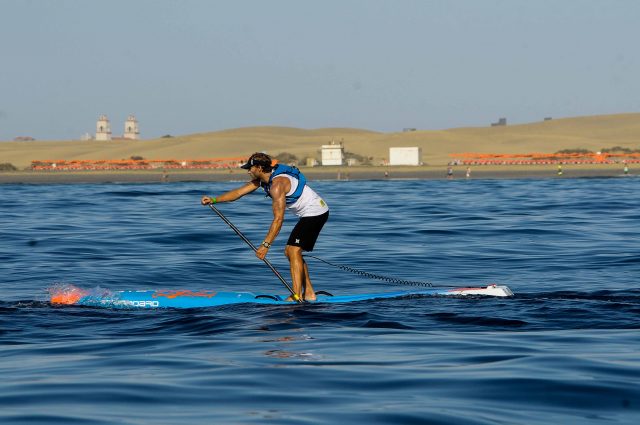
[273,175,329,217]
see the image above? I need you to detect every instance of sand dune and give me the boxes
[1,113,639,169]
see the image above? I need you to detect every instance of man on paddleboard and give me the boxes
[201,153,329,302]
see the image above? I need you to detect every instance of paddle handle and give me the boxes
[208,204,301,303]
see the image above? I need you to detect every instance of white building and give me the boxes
[95,115,112,141]
[94,114,141,141]
[124,115,140,140]
[389,147,422,166]
[321,141,344,166]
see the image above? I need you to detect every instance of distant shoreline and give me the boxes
[0,164,633,184]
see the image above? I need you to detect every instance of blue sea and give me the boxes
[1,177,639,424]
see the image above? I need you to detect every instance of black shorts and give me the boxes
[287,211,329,252]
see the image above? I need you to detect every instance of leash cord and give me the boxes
[303,255,436,288]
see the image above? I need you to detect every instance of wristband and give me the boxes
[261,241,271,248]
[211,197,217,204]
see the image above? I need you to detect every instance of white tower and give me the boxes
[95,115,112,141]
[124,115,140,140]
[321,140,344,166]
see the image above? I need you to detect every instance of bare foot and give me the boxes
[304,292,316,302]
[285,295,302,302]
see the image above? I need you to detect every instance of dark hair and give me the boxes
[248,152,273,172]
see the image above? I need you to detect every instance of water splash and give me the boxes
[48,284,114,305]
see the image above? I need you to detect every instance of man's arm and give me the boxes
[201,180,260,205]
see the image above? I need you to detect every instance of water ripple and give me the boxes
[1,178,639,424]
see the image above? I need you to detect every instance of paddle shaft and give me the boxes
[208,204,301,303]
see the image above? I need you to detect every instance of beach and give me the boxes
[1,113,637,184]
[1,113,640,173]
[0,163,632,184]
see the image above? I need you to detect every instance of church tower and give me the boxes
[124,115,140,140]
[95,115,112,141]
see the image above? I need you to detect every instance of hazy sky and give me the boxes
[1,0,639,140]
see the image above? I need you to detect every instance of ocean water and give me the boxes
[1,177,639,424]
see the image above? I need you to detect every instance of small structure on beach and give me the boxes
[95,115,140,140]
[491,117,507,127]
[389,147,422,166]
[96,115,112,141]
[321,141,344,166]
[124,115,140,140]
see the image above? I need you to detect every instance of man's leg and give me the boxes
[285,245,305,301]
[302,260,316,301]
[284,212,328,301]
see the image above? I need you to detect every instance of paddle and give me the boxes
[207,204,302,303]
